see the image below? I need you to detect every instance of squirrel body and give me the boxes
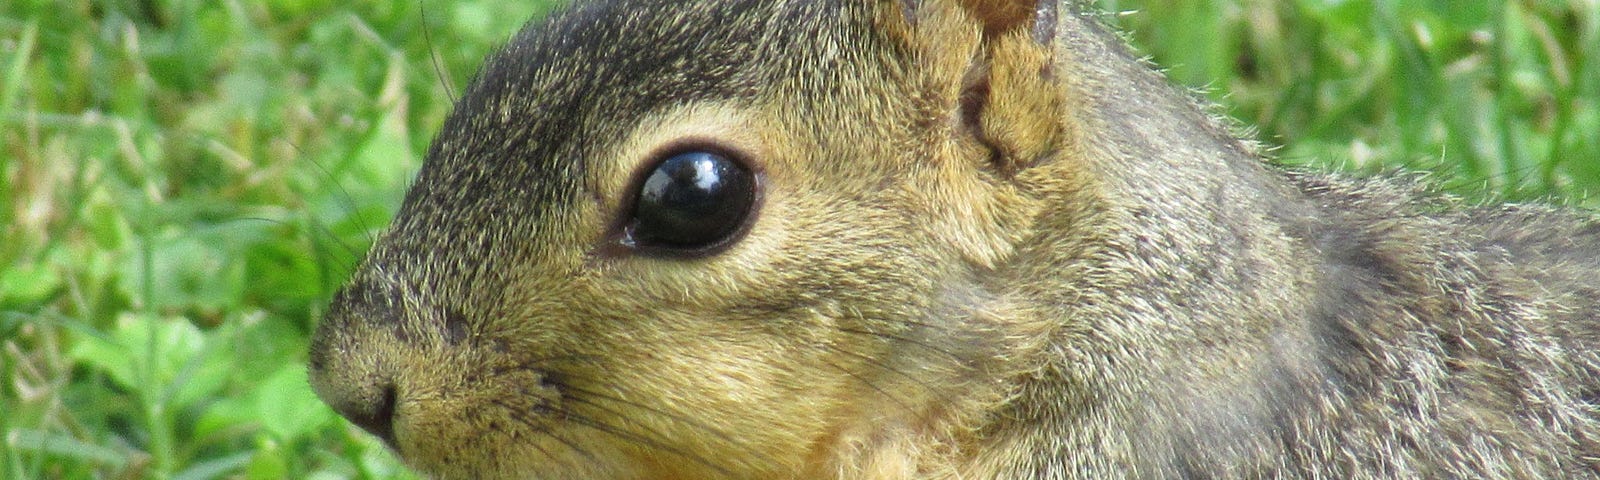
[308,1,1600,478]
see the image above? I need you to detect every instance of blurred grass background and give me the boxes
[2,0,1596,478]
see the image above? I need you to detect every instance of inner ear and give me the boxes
[886,0,1063,176]
[958,64,1003,172]
[956,0,1042,37]
[897,0,1053,38]
[949,0,1063,177]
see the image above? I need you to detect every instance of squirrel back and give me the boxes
[308,0,1600,478]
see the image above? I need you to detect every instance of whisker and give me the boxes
[558,383,750,450]
[562,412,737,478]
[559,394,676,444]
[539,423,602,467]
[510,353,606,371]
[289,141,381,250]
[491,398,576,471]
[822,340,946,395]
[835,326,967,363]
[230,213,362,293]
[417,0,457,102]
[563,388,774,473]
[821,358,918,416]
[307,215,364,280]
[816,342,975,421]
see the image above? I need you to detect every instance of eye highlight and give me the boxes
[621,148,758,256]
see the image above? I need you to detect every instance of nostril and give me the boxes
[339,383,399,448]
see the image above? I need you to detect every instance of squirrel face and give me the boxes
[309,0,1600,478]
[311,1,1065,478]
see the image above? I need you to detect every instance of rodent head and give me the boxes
[308,0,1077,478]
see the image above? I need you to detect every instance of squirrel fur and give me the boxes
[307,0,1600,478]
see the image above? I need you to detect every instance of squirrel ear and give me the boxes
[892,0,1054,40]
[956,0,1047,37]
[886,0,1065,177]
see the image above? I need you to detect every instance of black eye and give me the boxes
[625,149,757,254]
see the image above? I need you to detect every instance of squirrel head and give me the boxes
[309,0,1098,477]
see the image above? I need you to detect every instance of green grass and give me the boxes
[1,1,1595,478]
[1103,0,1600,203]
[2,1,559,478]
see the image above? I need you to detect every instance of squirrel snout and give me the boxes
[326,378,400,448]
[310,272,495,454]
[308,338,402,448]
[308,280,412,449]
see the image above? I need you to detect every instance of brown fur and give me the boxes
[307,1,1600,478]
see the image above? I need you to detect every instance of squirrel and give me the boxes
[307,0,1600,478]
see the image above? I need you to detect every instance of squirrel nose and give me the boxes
[309,335,402,449]
[329,381,400,448]
[309,277,412,448]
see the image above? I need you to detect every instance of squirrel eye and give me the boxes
[625,149,757,254]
